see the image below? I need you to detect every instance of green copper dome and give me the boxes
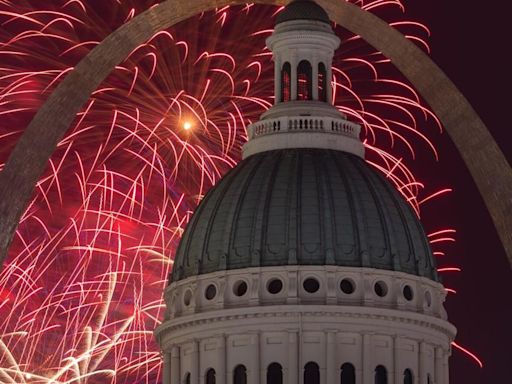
[171,149,438,282]
[275,0,330,25]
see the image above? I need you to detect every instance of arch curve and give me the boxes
[0,0,510,270]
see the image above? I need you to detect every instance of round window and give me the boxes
[205,284,217,300]
[374,281,388,297]
[267,278,283,294]
[303,278,320,293]
[340,278,355,294]
[403,285,414,301]
[233,280,248,297]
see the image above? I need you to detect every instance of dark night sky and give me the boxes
[402,1,512,383]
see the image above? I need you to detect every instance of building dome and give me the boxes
[171,148,438,282]
[275,0,330,25]
[157,4,455,382]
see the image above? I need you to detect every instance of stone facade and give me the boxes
[156,266,455,384]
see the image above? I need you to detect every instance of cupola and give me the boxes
[242,0,365,159]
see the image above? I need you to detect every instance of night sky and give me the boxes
[402,1,512,383]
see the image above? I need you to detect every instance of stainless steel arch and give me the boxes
[0,0,511,268]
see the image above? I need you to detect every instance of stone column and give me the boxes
[251,333,261,383]
[443,352,450,384]
[326,331,337,384]
[362,333,372,384]
[171,346,180,384]
[419,341,427,384]
[218,335,226,384]
[163,352,172,384]
[191,340,199,383]
[435,347,443,384]
[291,55,298,101]
[274,57,281,104]
[326,64,333,104]
[288,331,299,384]
[355,334,363,384]
[392,336,399,384]
[260,331,266,382]
[312,59,319,101]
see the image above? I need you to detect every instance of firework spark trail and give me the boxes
[0,0,479,382]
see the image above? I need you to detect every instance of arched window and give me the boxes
[427,374,432,384]
[297,60,313,101]
[234,365,247,384]
[267,362,283,384]
[304,362,320,384]
[281,62,291,102]
[206,368,216,384]
[403,369,413,384]
[184,373,191,384]
[375,365,387,384]
[318,62,327,102]
[340,363,356,384]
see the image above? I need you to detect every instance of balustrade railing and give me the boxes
[248,116,360,140]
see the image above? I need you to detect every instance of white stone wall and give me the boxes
[155,266,455,384]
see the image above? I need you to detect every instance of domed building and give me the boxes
[155,1,456,383]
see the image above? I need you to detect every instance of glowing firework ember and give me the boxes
[0,0,480,382]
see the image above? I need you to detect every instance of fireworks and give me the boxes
[0,1,478,382]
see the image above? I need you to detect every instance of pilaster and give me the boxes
[171,346,180,384]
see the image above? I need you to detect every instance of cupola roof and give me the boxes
[275,0,330,25]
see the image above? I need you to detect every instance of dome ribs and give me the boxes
[299,151,322,263]
[171,149,439,282]
[249,151,283,267]
[350,157,393,271]
[220,154,265,271]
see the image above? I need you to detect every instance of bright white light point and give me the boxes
[25,374,32,379]
[183,121,192,130]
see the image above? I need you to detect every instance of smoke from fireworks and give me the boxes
[0,0,480,382]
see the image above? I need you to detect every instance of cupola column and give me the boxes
[312,59,319,101]
[274,57,282,104]
[291,55,298,101]
[326,64,333,103]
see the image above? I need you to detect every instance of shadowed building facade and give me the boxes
[154,1,456,383]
